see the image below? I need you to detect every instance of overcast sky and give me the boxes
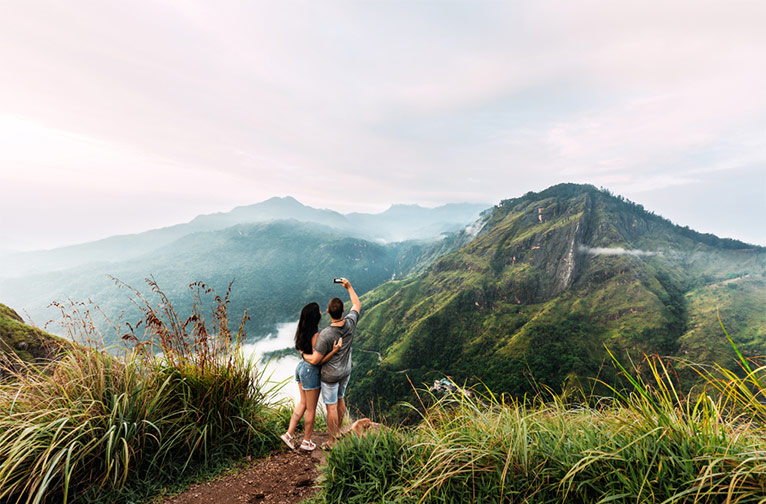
[1,0,764,251]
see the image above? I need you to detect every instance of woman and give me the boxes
[281,302,342,451]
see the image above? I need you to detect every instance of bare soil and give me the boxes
[162,432,329,504]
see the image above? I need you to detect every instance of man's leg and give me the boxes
[326,402,339,441]
[336,398,346,430]
[335,375,350,433]
[321,380,341,443]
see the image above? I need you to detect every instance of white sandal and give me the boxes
[280,432,295,450]
[299,439,316,451]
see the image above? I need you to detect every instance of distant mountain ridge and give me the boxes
[188,196,349,231]
[0,197,489,278]
[0,218,475,343]
[347,184,766,418]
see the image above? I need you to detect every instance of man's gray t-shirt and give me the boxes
[315,310,359,384]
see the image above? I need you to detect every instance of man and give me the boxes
[314,277,360,446]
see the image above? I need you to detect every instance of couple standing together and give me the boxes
[281,277,360,451]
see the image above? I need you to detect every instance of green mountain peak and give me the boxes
[348,185,765,418]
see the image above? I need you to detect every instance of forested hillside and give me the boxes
[349,184,766,418]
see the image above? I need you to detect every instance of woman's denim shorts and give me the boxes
[294,359,321,391]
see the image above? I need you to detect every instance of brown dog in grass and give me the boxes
[340,418,379,438]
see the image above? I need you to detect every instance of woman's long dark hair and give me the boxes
[295,302,321,354]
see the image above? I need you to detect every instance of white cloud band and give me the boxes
[578,245,659,257]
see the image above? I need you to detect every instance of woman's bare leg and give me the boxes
[303,388,321,442]
[287,383,307,437]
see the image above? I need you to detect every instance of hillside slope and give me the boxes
[349,184,765,416]
[0,303,65,367]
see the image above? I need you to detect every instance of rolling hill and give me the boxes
[348,184,766,417]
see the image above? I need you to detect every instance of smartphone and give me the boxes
[333,278,343,284]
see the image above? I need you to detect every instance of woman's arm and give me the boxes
[319,337,342,365]
[302,337,342,365]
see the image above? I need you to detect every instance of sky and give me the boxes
[0,0,764,251]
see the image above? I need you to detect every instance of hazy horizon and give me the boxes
[3,185,763,255]
[1,1,764,250]
[1,195,496,253]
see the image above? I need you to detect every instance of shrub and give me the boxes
[317,427,419,504]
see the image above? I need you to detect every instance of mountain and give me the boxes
[347,184,766,418]
[0,198,488,278]
[186,196,349,232]
[0,303,65,368]
[0,220,469,345]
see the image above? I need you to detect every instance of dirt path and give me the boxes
[163,433,329,504]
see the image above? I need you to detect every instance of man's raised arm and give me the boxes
[341,278,361,314]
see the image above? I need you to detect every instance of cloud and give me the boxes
[0,1,764,248]
[578,246,659,257]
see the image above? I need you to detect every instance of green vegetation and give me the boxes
[318,427,415,504]
[0,282,287,503]
[679,276,765,363]
[0,303,65,364]
[349,184,766,418]
[316,343,766,503]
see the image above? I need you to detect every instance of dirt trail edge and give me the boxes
[162,432,329,504]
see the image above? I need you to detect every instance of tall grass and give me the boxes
[320,427,417,504]
[318,342,766,503]
[694,316,766,428]
[0,278,283,503]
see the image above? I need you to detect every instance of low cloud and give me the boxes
[578,245,659,257]
[464,213,491,238]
